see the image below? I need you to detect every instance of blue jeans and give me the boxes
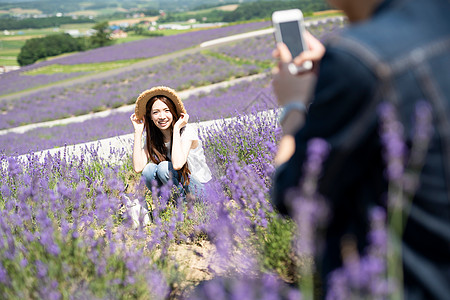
[142,161,180,190]
[141,161,204,198]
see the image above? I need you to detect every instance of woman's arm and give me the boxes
[130,113,149,173]
[171,113,194,170]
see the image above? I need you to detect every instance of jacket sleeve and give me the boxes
[271,45,379,216]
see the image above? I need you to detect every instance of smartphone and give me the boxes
[272,9,312,74]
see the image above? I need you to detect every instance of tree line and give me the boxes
[160,0,330,23]
[17,21,113,66]
[0,16,94,31]
[0,1,82,15]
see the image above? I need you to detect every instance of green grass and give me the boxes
[0,57,17,66]
[0,40,22,66]
[0,39,25,50]
[59,23,96,30]
[23,58,147,75]
[114,35,151,44]
[6,28,55,36]
[203,50,274,71]
[309,12,345,19]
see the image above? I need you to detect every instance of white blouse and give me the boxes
[179,124,212,183]
[147,124,212,183]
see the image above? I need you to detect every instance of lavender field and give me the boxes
[0,75,276,156]
[0,16,403,300]
[0,52,264,129]
[0,110,396,299]
[0,21,270,97]
[0,17,346,131]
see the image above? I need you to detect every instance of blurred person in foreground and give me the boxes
[271,0,450,299]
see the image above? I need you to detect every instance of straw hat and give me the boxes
[135,86,186,120]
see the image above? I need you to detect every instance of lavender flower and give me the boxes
[35,260,48,279]
[403,100,433,195]
[378,101,407,183]
[0,263,8,284]
[284,138,331,257]
[326,206,390,300]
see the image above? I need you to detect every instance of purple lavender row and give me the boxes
[0,18,344,98]
[213,34,274,63]
[44,22,271,66]
[0,19,344,128]
[0,109,300,298]
[0,76,275,156]
[0,92,392,298]
[0,21,270,97]
[212,18,347,63]
[0,53,262,130]
[0,147,175,298]
[0,72,90,98]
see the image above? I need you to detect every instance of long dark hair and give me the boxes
[144,95,190,186]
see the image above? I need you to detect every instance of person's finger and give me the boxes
[304,30,324,51]
[272,48,280,59]
[291,31,325,66]
[277,43,293,64]
[272,66,280,75]
[293,51,318,65]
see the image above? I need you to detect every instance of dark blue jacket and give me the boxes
[272,0,450,298]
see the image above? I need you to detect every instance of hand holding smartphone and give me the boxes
[272,9,312,75]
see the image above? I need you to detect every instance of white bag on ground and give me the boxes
[122,194,150,228]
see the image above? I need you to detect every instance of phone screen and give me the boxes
[280,21,304,58]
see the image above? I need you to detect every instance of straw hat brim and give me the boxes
[135,86,186,120]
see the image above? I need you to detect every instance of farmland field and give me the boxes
[0,17,394,300]
[0,21,271,97]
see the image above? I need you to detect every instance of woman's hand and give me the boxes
[174,113,189,131]
[130,113,145,134]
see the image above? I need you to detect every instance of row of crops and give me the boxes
[0,17,392,300]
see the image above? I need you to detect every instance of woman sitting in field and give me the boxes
[130,86,211,198]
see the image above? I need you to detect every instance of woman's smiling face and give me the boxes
[150,99,173,131]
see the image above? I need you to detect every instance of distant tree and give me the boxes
[17,33,86,66]
[131,24,145,35]
[88,21,114,49]
[17,38,44,66]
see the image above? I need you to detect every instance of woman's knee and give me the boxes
[142,163,158,188]
[156,161,178,184]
